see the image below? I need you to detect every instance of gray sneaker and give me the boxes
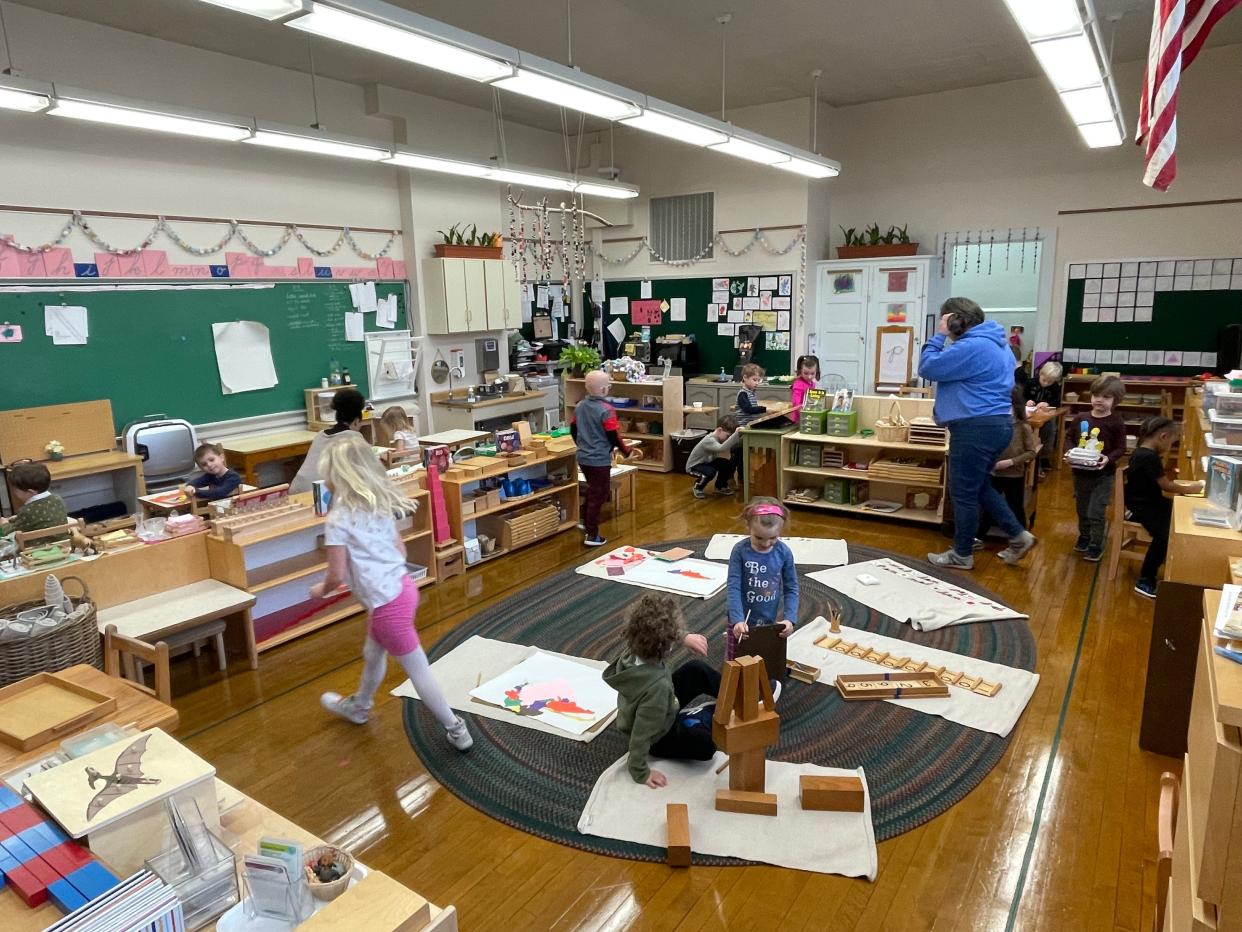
[445,716,473,751]
[321,692,370,724]
[928,549,973,569]
[998,530,1037,565]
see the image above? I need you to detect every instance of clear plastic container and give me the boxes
[146,800,239,929]
[1215,390,1242,418]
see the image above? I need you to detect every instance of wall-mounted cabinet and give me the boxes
[423,258,521,334]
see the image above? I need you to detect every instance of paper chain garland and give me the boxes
[2,211,399,260]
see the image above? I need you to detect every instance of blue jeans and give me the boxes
[947,416,1024,556]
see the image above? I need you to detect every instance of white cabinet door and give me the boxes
[815,265,867,391]
[483,260,522,330]
[461,259,486,332]
[502,262,523,330]
[442,259,470,333]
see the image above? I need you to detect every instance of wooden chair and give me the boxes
[1154,771,1179,932]
[103,623,172,706]
[1107,465,1151,581]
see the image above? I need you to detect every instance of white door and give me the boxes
[815,265,867,391]
[865,262,927,389]
[442,259,470,333]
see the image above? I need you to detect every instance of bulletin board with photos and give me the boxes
[1060,257,1242,373]
[598,272,797,374]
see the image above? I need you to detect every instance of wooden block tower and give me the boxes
[713,655,780,816]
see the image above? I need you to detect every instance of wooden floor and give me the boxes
[170,468,1172,931]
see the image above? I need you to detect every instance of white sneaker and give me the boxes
[321,692,370,724]
[445,716,473,751]
[999,530,1037,565]
[770,679,782,704]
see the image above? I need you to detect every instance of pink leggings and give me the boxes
[368,575,421,656]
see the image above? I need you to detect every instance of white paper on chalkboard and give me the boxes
[640,280,652,299]
[670,297,686,322]
[344,311,365,342]
[876,328,913,385]
[610,296,628,316]
[212,321,278,395]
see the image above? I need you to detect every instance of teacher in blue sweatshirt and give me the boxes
[918,297,1037,569]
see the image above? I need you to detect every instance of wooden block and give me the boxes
[712,710,780,755]
[902,660,927,673]
[848,644,870,659]
[729,749,767,793]
[714,662,741,726]
[816,635,841,651]
[800,775,865,812]
[737,655,762,721]
[715,789,778,816]
[938,669,963,686]
[955,673,982,691]
[666,803,691,867]
[298,870,431,930]
[864,650,889,665]
[835,673,951,700]
[786,660,819,684]
[973,680,1003,697]
[881,655,908,670]
[756,670,776,713]
[923,664,946,680]
[831,640,853,653]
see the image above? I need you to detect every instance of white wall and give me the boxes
[827,44,1242,350]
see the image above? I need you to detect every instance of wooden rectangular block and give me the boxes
[787,660,819,684]
[714,662,741,726]
[923,665,946,680]
[973,680,1003,697]
[713,710,780,755]
[831,640,853,653]
[903,660,927,673]
[729,749,767,793]
[715,789,778,816]
[800,775,865,812]
[816,636,841,651]
[738,655,762,720]
[666,803,691,867]
[835,673,951,700]
[864,650,889,665]
[938,669,963,686]
[882,655,908,670]
[848,644,870,659]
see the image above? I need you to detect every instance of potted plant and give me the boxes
[559,344,602,377]
[434,224,505,259]
[836,223,919,258]
[45,440,64,461]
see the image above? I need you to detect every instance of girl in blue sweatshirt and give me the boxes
[725,498,800,660]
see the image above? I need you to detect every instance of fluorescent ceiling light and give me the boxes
[1060,85,1113,125]
[49,94,252,141]
[1030,33,1102,92]
[486,168,575,191]
[1077,120,1123,148]
[493,68,640,122]
[708,136,791,165]
[195,0,310,21]
[385,151,490,176]
[775,156,841,179]
[245,123,389,160]
[288,4,512,82]
[573,181,639,200]
[621,108,728,147]
[0,76,52,112]
[1000,0,1083,40]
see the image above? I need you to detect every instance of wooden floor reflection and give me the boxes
[172,469,1168,931]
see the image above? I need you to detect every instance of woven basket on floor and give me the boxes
[0,576,100,687]
[874,399,910,443]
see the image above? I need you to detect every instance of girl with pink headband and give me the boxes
[725,497,800,661]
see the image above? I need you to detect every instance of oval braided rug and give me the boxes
[402,540,1035,865]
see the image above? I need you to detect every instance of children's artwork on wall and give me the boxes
[719,323,737,337]
[778,275,792,295]
[712,277,730,291]
[760,292,773,310]
[886,271,909,292]
[777,312,791,330]
[631,299,663,325]
[772,296,791,310]
[886,303,908,323]
[753,311,779,332]
[732,297,743,310]
[768,332,791,351]
[609,296,628,315]
[469,651,617,736]
[747,278,759,297]
[833,273,856,295]
[760,276,778,291]
[0,323,23,342]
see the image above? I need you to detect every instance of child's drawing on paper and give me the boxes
[503,680,596,720]
[471,651,618,736]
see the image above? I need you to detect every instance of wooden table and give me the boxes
[221,430,317,485]
[740,422,796,501]
[417,429,489,451]
[1166,495,1242,587]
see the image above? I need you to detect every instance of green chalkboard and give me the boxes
[0,282,406,430]
[1062,278,1239,373]
[600,275,796,376]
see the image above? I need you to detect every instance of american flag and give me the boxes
[1136,0,1241,190]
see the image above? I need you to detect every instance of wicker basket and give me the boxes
[874,399,910,443]
[304,845,354,902]
[0,576,100,688]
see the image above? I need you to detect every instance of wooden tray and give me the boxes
[0,672,118,751]
[835,672,950,700]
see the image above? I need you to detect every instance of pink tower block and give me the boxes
[425,466,452,545]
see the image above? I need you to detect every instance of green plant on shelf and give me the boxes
[559,344,602,376]
[839,223,911,246]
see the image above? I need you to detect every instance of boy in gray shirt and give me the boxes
[571,369,633,546]
[686,415,741,498]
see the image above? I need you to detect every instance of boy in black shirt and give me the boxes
[1124,417,1205,598]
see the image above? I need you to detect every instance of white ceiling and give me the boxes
[9,0,1242,129]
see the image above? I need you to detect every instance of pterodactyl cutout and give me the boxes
[85,734,160,822]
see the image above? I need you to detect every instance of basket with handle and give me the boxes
[0,576,100,687]
[874,398,910,443]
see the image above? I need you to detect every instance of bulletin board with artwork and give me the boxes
[1060,257,1242,373]
[599,272,797,374]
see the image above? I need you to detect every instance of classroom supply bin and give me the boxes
[799,410,827,434]
[823,411,859,436]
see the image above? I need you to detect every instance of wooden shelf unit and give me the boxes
[206,484,435,652]
[440,450,580,564]
[563,376,684,472]
[776,395,947,525]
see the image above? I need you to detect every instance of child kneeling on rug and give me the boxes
[603,594,717,788]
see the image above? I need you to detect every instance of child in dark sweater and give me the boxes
[602,593,715,787]
[735,363,768,426]
[726,498,799,660]
[1067,375,1127,562]
[183,442,242,502]
[0,462,67,536]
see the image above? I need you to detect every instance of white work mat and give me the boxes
[578,753,876,879]
[391,635,616,742]
[704,534,848,566]
[786,617,1039,737]
[808,557,1027,630]
[575,546,727,599]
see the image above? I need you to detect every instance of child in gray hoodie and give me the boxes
[602,594,716,787]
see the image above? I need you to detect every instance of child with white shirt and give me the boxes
[311,432,471,750]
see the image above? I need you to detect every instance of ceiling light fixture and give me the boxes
[0,74,52,113]
[195,0,311,22]
[708,135,791,166]
[490,53,640,122]
[572,181,639,200]
[245,121,389,160]
[49,88,252,140]
[1001,0,1125,147]
[620,98,729,147]
[384,151,490,176]
[486,167,576,192]
[287,2,513,82]
[776,155,841,179]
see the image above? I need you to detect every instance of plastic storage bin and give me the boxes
[823,410,859,437]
